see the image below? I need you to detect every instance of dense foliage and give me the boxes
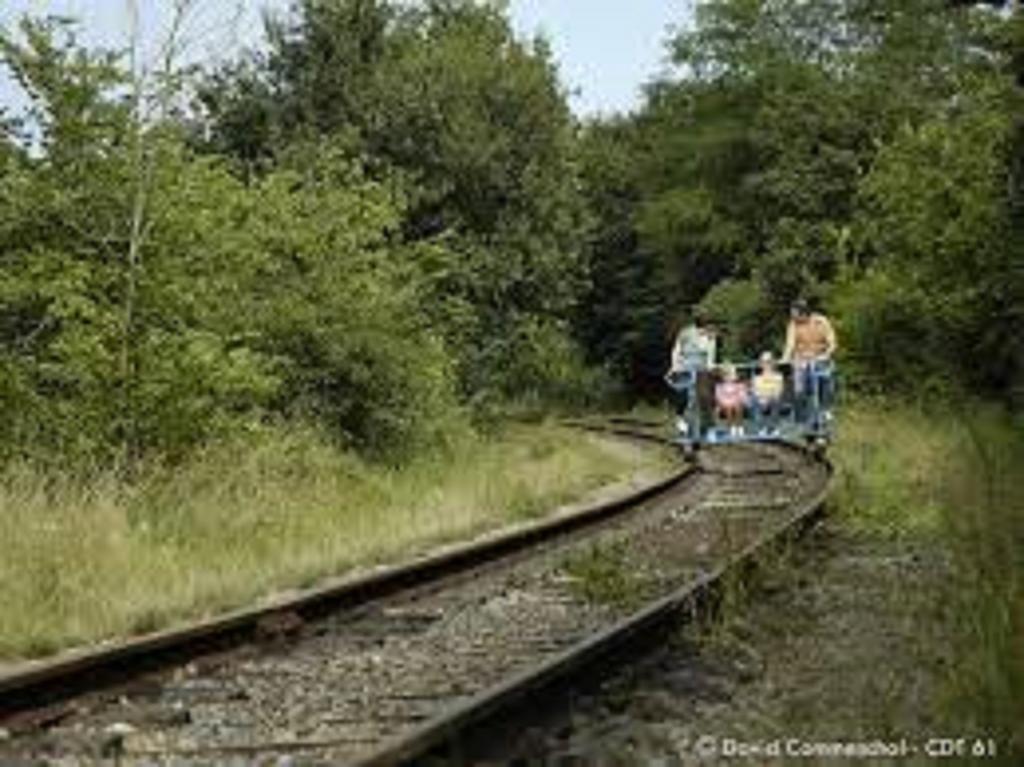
[196,0,592,405]
[1,0,1022,470]
[580,0,1024,401]
[0,2,593,467]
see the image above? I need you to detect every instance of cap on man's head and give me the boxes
[791,298,810,316]
[760,351,775,364]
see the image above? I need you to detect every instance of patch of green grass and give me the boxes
[0,422,674,661]
[832,403,952,538]
[834,400,1024,759]
[561,540,644,607]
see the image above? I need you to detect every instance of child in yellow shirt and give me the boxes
[752,352,784,434]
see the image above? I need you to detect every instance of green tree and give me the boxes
[841,82,1022,393]
[578,0,1023,399]
[197,0,591,404]
[0,16,463,466]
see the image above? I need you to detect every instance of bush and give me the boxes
[830,266,963,397]
[1,13,597,469]
[465,315,614,417]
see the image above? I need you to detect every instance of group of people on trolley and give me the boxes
[666,299,837,442]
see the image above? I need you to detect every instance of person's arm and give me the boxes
[669,329,687,372]
[782,321,795,363]
[821,316,837,359]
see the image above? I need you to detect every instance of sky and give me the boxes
[510,1,691,115]
[0,1,693,118]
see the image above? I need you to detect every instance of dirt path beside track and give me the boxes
[493,519,960,766]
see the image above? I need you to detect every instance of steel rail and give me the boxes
[0,430,691,720]
[560,417,670,445]
[353,444,832,767]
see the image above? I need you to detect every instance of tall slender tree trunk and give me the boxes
[120,0,144,474]
[119,0,198,475]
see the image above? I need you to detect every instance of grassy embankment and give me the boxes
[834,402,1023,756]
[0,422,674,661]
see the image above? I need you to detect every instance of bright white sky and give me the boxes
[0,1,693,117]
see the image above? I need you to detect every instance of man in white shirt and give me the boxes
[670,311,717,373]
[667,309,717,437]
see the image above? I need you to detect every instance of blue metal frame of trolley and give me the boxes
[665,359,836,453]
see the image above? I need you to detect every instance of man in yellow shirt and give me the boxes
[782,299,837,365]
[782,299,837,427]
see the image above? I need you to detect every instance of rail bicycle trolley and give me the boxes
[665,359,836,454]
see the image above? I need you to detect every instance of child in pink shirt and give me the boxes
[715,363,749,435]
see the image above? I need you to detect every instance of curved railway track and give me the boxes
[0,421,830,766]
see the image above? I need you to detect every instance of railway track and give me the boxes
[0,422,830,766]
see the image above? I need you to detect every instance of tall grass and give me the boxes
[834,401,1023,758]
[0,422,670,661]
[939,411,1024,758]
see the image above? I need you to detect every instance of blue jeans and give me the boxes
[666,368,712,436]
[793,359,834,426]
[667,370,694,415]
